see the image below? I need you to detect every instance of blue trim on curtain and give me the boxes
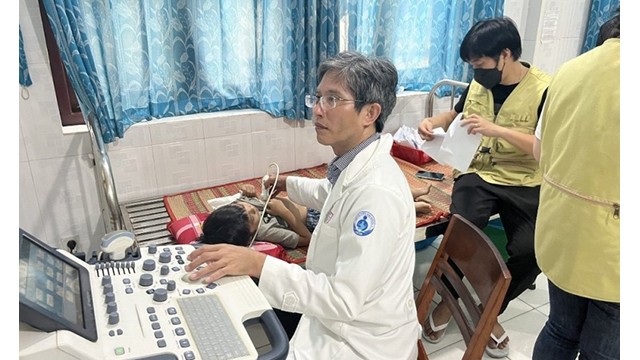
[19,26,33,87]
[581,0,620,54]
[41,0,338,143]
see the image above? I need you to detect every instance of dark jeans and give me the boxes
[533,281,620,360]
[450,173,541,314]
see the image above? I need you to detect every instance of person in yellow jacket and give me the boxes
[417,17,550,358]
[532,12,620,360]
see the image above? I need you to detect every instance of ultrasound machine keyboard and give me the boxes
[18,229,289,360]
[177,295,250,359]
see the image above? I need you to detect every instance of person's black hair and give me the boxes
[596,9,620,46]
[199,203,252,246]
[460,17,522,62]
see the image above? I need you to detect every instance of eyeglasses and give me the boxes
[305,94,362,111]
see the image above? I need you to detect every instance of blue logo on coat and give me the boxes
[353,211,375,236]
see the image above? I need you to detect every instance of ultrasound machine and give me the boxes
[18,228,289,360]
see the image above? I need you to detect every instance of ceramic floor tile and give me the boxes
[497,298,535,324]
[499,309,548,360]
[516,273,550,309]
[425,338,496,360]
[536,304,550,316]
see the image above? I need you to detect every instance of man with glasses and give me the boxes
[185,51,421,359]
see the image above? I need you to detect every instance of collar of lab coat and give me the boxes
[337,133,393,189]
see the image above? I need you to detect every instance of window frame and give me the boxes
[39,0,85,127]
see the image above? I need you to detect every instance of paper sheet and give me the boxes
[207,192,241,210]
[420,113,483,172]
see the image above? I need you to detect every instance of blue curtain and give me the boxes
[341,0,504,95]
[19,26,33,87]
[42,0,338,144]
[581,0,620,53]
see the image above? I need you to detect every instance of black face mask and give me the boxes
[473,60,503,89]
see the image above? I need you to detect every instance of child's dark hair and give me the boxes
[200,204,252,246]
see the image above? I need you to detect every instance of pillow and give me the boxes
[167,213,209,245]
[391,141,432,165]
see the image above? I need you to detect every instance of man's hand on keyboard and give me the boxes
[185,244,267,283]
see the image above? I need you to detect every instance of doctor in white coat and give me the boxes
[185,51,421,359]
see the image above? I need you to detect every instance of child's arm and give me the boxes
[266,198,312,246]
[239,184,257,198]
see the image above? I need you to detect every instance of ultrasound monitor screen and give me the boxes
[19,229,97,342]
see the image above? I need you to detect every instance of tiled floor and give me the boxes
[413,235,550,360]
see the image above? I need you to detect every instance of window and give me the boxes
[38,0,84,126]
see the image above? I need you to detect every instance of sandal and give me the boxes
[421,311,451,344]
[485,332,510,358]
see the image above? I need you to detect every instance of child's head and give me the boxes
[199,201,261,246]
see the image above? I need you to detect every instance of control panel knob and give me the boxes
[106,301,118,313]
[139,274,154,287]
[167,280,176,291]
[158,252,172,264]
[101,275,112,286]
[148,244,157,254]
[108,312,120,325]
[105,292,115,304]
[103,283,113,295]
[153,288,168,302]
[160,265,170,276]
[143,259,156,272]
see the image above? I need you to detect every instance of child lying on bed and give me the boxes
[199,184,318,248]
[199,183,433,249]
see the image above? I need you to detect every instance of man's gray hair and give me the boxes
[318,51,398,132]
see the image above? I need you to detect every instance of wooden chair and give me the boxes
[415,214,512,360]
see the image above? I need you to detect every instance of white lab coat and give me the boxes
[258,134,421,359]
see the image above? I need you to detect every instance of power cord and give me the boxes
[249,162,280,248]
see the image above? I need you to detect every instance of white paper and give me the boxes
[207,192,241,210]
[392,125,424,149]
[420,113,483,172]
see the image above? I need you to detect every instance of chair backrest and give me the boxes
[415,214,512,360]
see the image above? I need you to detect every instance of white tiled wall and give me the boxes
[18,0,591,253]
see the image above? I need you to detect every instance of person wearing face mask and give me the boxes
[417,17,550,358]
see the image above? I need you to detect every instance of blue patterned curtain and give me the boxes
[341,0,504,94]
[19,26,33,87]
[42,0,338,143]
[581,0,620,53]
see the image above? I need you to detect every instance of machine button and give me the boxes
[167,280,176,291]
[160,265,170,276]
[139,274,153,287]
[142,259,156,272]
[153,288,168,302]
[108,312,120,325]
[106,301,117,314]
[159,252,172,264]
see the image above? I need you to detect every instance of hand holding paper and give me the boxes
[420,113,483,172]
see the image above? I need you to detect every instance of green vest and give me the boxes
[536,38,620,302]
[460,64,550,186]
